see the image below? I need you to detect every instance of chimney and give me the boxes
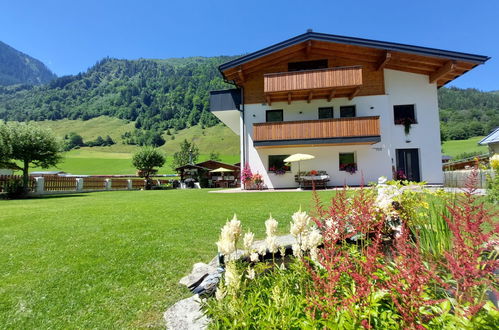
[306,28,313,33]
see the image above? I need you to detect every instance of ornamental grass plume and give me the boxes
[216,214,242,258]
[225,261,241,294]
[266,235,279,254]
[243,231,254,255]
[305,186,387,321]
[290,208,310,238]
[384,225,440,328]
[440,168,499,315]
[245,267,256,280]
[265,214,279,256]
[250,252,259,262]
[265,215,278,237]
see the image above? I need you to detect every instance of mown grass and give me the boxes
[0,189,335,328]
[441,136,488,158]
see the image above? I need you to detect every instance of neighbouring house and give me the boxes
[0,168,13,175]
[442,155,453,164]
[479,127,499,154]
[209,30,489,189]
[175,160,240,188]
[30,171,67,176]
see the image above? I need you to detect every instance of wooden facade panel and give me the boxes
[242,53,385,104]
[253,116,380,142]
[264,66,362,93]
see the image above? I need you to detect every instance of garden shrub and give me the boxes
[3,177,26,199]
[204,174,498,328]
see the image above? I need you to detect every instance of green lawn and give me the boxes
[0,189,335,328]
[442,136,488,158]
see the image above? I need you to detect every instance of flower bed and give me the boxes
[203,171,499,328]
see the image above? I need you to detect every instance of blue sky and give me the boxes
[1,0,498,90]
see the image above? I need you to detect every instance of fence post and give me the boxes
[105,179,112,191]
[76,178,84,192]
[127,179,132,190]
[34,177,45,194]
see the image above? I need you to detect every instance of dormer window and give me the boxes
[288,59,328,72]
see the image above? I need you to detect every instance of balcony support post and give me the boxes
[327,89,336,102]
[266,94,272,106]
[307,91,313,103]
[348,87,361,100]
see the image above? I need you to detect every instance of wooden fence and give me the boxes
[0,175,175,194]
[0,175,36,192]
[131,179,146,190]
[82,177,107,190]
[44,176,77,191]
[111,178,129,190]
[443,169,494,189]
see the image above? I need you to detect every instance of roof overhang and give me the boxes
[478,127,499,145]
[220,32,490,88]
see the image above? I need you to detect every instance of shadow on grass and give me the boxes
[1,193,88,201]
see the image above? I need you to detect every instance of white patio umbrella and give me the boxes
[209,167,233,173]
[283,153,315,189]
[209,167,233,180]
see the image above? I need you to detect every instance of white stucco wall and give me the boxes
[384,69,443,184]
[238,69,443,188]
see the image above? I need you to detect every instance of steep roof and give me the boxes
[479,127,499,145]
[219,31,489,88]
[220,31,489,71]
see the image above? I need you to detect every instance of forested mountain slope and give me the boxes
[438,87,499,140]
[0,41,56,85]
[0,54,496,142]
[0,56,237,131]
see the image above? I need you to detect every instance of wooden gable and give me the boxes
[220,36,485,104]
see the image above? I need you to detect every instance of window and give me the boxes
[288,59,328,72]
[393,104,416,124]
[318,107,334,119]
[266,110,283,122]
[268,155,291,174]
[340,105,356,118]
[339,152,357,173]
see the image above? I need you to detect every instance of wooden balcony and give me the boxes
[253,116,380,148]
[264,66,363,104]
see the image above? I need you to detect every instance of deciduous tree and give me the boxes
[0,122,62,192]
[132,147,165,189]
[171,139,199,170]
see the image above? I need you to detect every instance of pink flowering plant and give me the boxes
[241,162,253,188]
[204,169,498,328]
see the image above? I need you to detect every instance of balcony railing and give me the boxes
[253,116,380,145]
[264,66,363,93]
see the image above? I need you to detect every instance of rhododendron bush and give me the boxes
[204,173,498,328]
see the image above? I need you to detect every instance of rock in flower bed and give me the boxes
[200,172,498,328]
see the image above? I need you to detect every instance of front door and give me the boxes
[396,149,421,182]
